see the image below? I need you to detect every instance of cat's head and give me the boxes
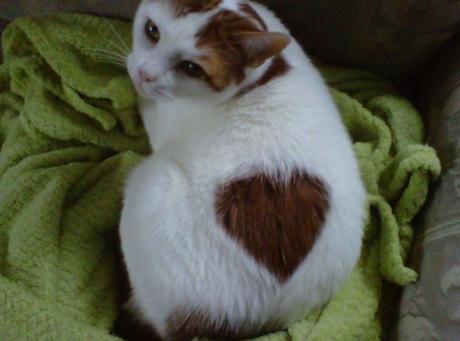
[128,0,290,104]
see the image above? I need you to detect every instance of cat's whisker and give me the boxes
[96,59,126,66]
[85,46,118,53]
[94,31,129,56]
[103,18,130,54]
[86,47,127,61]
[100,61,126,67]
[86,51,127,66]
[91,54,127,67]
[93,56,126,64]
[89,55,126,64]
[105,39,130,56]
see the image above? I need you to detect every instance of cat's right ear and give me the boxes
[238,31,291,68]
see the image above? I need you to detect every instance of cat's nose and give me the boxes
[138,68,156,83]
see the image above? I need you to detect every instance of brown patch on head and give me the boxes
[215,171,329,283]
[172,0,222,17]
[195,9,290,91]
[167,308,282,340]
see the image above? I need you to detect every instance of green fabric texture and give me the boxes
[0,13,441,341]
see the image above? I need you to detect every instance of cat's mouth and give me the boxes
[149,88,173,101]
[135,82,173,101]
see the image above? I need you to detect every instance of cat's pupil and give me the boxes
[179,61,205,78]
[145,20,159,43]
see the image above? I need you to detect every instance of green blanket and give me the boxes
[0,13,441,341]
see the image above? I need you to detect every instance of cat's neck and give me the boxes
[139,59,274,151]
[139,96,209,151]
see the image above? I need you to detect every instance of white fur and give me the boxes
[121,0,366,338]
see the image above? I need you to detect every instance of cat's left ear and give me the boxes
[238,32,291,68]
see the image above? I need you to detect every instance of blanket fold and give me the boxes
[0,14,440,341]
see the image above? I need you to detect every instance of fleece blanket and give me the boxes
[0,13,441,341]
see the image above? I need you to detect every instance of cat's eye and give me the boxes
[178,61,206,79]
[145,20,160,43]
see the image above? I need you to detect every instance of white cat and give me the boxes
[120,0,366,339]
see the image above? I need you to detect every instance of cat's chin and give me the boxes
[151,89,174,101]
[135,88,174,103]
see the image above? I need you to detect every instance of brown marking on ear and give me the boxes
[167,308,283,340]
[239,3,267,31]
[172,0,222,17]
[215,171,329,283]
[196,9,289,91]
[236,56,290,97]
[239,31,291,67]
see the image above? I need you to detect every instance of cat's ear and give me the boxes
[238,32,291,68]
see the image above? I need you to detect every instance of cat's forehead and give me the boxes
[141,0,263,30]
[144,0,234,17]
[173,0,225,17]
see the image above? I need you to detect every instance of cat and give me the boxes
[120,0,366,340]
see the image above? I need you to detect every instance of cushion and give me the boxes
[261,0,460,80]
[393,34,460,340]
[2,0,460,80]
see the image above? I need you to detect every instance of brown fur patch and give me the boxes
[167,308,282,340]
[195,9,289,91]
[236,56,290,97]
[196,10,260,90]
[215,172,329,282]
[172,0,222,17]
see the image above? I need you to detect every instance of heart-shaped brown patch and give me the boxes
[215,171,329,283]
